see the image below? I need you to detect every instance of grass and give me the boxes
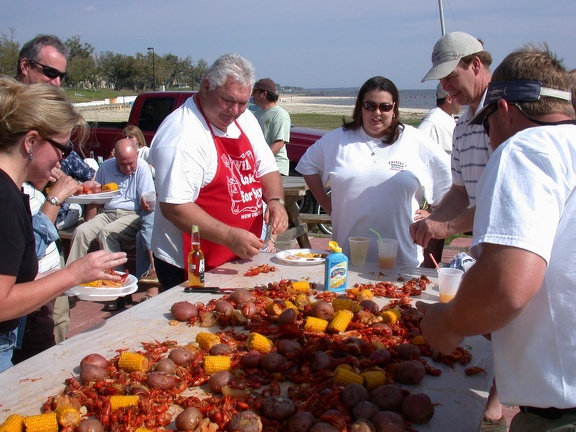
[65,88,138,104]
[291,113,421,130]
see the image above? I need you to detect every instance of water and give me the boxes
[288,88,437,110]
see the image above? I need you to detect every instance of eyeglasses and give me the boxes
[362,101,394,112]
[481,103,498,135]
[44,137,74,158]
[27,59,67,81]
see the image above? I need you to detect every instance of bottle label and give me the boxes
[328,261,347,291]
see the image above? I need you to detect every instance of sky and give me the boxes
[2,0,575,91]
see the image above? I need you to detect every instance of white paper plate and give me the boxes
[275,248,328,266]
[65,274,138,301]
[65,190,121,204]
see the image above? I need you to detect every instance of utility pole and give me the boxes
[438,0,446,36]
[147,47,155,91]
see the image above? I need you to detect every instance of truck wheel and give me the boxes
[314,189,332,235]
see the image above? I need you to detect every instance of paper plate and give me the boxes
[65,190,121,205]
[275,248,328,266]
[65,274,138,301]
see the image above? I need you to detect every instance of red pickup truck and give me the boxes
[84,91,326,172]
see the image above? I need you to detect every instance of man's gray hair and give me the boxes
[17,34,68,75]
[202,53,255,91]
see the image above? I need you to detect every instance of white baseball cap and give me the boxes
[422,32,484,82]
[436,83,449,99]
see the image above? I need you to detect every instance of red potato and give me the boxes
[310,301,334,320]
[277,307,298,325]
[349,419,376,432]
[396,343,421,360]
[171,301,198,321]
[175,407,203,431]
[309,423,339,432]
[341,383,369,407]
[309,351,332,371]
[360,299,380,315]
[368,348,392,366]
[80,353,110,370]
[154,357,177,375]
[146,371,176,390]
[208,370,234,393]
[371,411,405,432]
[400,393,435,424]
[79,364,108,383]
[277,339,302,357]
[260,352,286,373]
[285,411,316,432]
[370,384,404,411]
[210,343,234,356]
[240,350,262,369]
[393,360,426,385]
[227,410,262,432]
[351,401,380,421]
[259,397,296,422]
[215,299,234,314]
[229,289,255,304]
[238,301,257,318]
[76,418,105,432]
[168,347,194,365]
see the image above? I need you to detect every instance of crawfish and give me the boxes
[465,366,487,376]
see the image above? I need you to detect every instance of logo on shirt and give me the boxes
[388,160,407,171]
[222,151,262,215]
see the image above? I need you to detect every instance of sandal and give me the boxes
[139,294,155,303]
[480,416,507,432]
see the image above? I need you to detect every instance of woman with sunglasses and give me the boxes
[296,76,451,266]
[0,77,127,372]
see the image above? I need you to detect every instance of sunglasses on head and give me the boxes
[44,137,74,159]
[27,59,67,81]
[362,101,394,112]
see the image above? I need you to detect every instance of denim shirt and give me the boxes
[57,151,96,225]
[32,212,59,259]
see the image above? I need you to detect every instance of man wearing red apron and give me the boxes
[149,53,288,290]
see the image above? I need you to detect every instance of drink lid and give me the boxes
[328,241,342,253]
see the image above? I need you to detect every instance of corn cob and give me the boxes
[55,406,81,427]
[284,300,298,311]
[332,298,360,313]
[411,335,426,345]
[0,414,24,432]
[293,293,311,310]
[203,355,231,375]
[333,367,363,386]
[110,395,140,410]
[328,310,354,333]
[23,413,58,432]
[381,309,401,325]
[357,289,374,302]
[304,316,329,332]
[196,332,221,350]
[361,370,387,390]
[291,280,311,292]
[265,301,285,316]
[135,429,155,432]
[245,332,274,354]
[118,351,149,372]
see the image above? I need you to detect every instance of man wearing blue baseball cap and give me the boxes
[419,44,576,431]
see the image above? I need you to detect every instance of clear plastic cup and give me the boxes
[377,238,399,269]
[348,237,370,266]
[142,190,156,211]
[438,268,464,303]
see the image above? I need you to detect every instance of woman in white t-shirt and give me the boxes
[296,76,451,267]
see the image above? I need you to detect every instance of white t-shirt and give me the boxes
[296,125,451,266]
[472,124,576,408]
[149,96,278,269]
[418,106,456,153]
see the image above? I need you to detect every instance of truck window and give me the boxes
[138,97,176,132]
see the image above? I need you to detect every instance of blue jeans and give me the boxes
[0,328,18,373]
[136,211,154,278]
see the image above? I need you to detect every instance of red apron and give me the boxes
[182,98,263,272]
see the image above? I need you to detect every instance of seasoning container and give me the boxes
[324,241,348,292]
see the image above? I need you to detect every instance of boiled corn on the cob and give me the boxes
[304,316,329,332]
[55,406,81,427]
[0,414,24,432]
[361,370,387,390]
[284,300,298,311]
[245,332,273,354]
[203,355,231,375]
[334,367,364,386]
[357,289,374,302]
[265,301,285,316]
[118,351,149,372]
[381,309,401,325]
[293,293,311,310]
[332,298,360,313]
[291,280,311,292]
[196,332,221,350]
[110,395,140,410]
[328,310,354,333]
[23,413,58,432]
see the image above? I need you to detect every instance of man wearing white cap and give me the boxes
[409,31,502,430]
[418,83,461,154]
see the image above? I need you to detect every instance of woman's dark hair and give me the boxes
[343,76,403,144]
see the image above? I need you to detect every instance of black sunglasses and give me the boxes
[481,103,498,136]
[362,101,394,112]
[44,137,74,158]
[27,59,67,81]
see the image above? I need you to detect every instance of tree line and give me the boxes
[0,29,208,91]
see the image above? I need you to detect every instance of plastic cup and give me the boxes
[142,190,156,211]
[438,268,464,303]
[349,237,370,267]
[377,238,399,269]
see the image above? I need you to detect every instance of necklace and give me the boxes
[366,140,380,156]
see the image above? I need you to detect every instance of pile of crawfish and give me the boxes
[40,276,480,432]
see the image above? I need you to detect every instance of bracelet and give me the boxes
[268,198,285,205]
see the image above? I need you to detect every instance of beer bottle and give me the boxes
[187,224,205,287]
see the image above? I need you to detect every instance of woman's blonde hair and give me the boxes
[121,124,146,148]
[0,76,88,153]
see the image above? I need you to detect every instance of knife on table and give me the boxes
[183,286,237,294]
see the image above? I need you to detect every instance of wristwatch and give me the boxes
[46,195,62,206]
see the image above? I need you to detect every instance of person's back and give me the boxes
[418,84,460,154]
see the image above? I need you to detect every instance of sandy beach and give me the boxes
[76,95,427,123]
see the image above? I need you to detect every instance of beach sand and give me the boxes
[76,95,428,123]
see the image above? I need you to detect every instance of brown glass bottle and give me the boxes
[187,225,205,287]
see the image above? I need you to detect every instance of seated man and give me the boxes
[66,139,154,311]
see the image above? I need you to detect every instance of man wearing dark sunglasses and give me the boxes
[16,34,68,87]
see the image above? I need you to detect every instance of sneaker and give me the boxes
[139,269,158,284]
[480,416,507,432]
